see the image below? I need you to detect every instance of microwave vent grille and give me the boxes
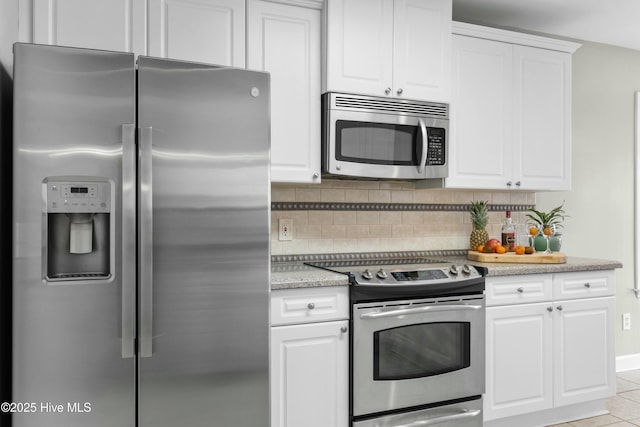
[333,94,448,118]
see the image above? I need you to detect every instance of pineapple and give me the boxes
[469,200,489,250]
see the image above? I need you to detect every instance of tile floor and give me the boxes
[548,370,640,426]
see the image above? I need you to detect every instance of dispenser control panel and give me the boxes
[62,184,97,198]
[45,178,111,213]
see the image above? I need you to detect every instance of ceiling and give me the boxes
[452,0,640,51]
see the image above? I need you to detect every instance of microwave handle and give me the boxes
[417,118,428,174]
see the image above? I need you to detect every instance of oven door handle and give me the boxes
[392,409,481,427]
[360,304,482,319]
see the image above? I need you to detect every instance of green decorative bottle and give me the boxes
[533,234,547,252]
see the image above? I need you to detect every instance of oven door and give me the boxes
[352,295,485,417]
[324,108,448,180]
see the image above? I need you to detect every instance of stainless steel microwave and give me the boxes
[322,92,449,180]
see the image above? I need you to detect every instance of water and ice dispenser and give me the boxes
[43,177,113,282]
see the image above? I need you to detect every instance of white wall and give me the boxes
[537,41,640,359]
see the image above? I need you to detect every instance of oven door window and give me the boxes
[373,322,470,380]
[336,120,421,166]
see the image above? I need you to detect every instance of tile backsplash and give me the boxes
[271,180,536,255]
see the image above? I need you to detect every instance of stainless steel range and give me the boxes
[307,257,486,427]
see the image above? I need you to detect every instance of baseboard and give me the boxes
[483,400,608,427]
[617,353,640,372]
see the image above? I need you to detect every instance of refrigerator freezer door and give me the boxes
[12,44,136,426]
[137,57,270,426]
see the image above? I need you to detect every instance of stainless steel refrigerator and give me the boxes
[12,43,270,427]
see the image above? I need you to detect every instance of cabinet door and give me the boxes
[324,0,393,96]
[392,0,451,102]
[247,0,321,183]
[33,0,146,53]
[553,297,616,407]
[271,320,349,427]
[148,0,245,66]
[485,303,553,421]
[514,45,571,190]
[447,35,513,189]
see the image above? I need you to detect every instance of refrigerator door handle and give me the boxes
[122,124,136,358]
[139,126,154,358]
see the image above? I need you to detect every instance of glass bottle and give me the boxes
[501,210,517,252]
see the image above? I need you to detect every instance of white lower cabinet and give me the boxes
[553,296,616,407]
[486,302,554,419]
[485,271,616,426]
[270,287,349,427]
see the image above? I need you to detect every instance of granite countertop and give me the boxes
[271,262,350,290]
[446,255,622,276]
[271,255,623,290]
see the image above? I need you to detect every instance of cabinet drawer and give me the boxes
[486,274,553,306]
[271,286,349,326]
[553,270,615,300]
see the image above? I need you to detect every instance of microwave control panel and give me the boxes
[426,128,446,166]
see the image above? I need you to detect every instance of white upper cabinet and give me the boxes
[515,45,572,190]
[447,22,579,191]
[33,0,245,66]
[324,0,452,103]
[148,0,245,66]
[324,0,393,96]
[33,0,146,53]
[392,0,452,102]
[448,35,513,189]
[247,0,322,183]
[29,0,321,184]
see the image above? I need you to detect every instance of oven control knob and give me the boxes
[361,269,373,280]
[376,269,388,280]
[462,264,472,275]
[449,265,459,276]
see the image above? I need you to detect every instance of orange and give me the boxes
[515,245,525,255]
[543,227,552,236]
[477,245,484,252]
[495,245,507,254]
[529,226,539,235]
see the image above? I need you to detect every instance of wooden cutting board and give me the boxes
[467,250,567,264]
